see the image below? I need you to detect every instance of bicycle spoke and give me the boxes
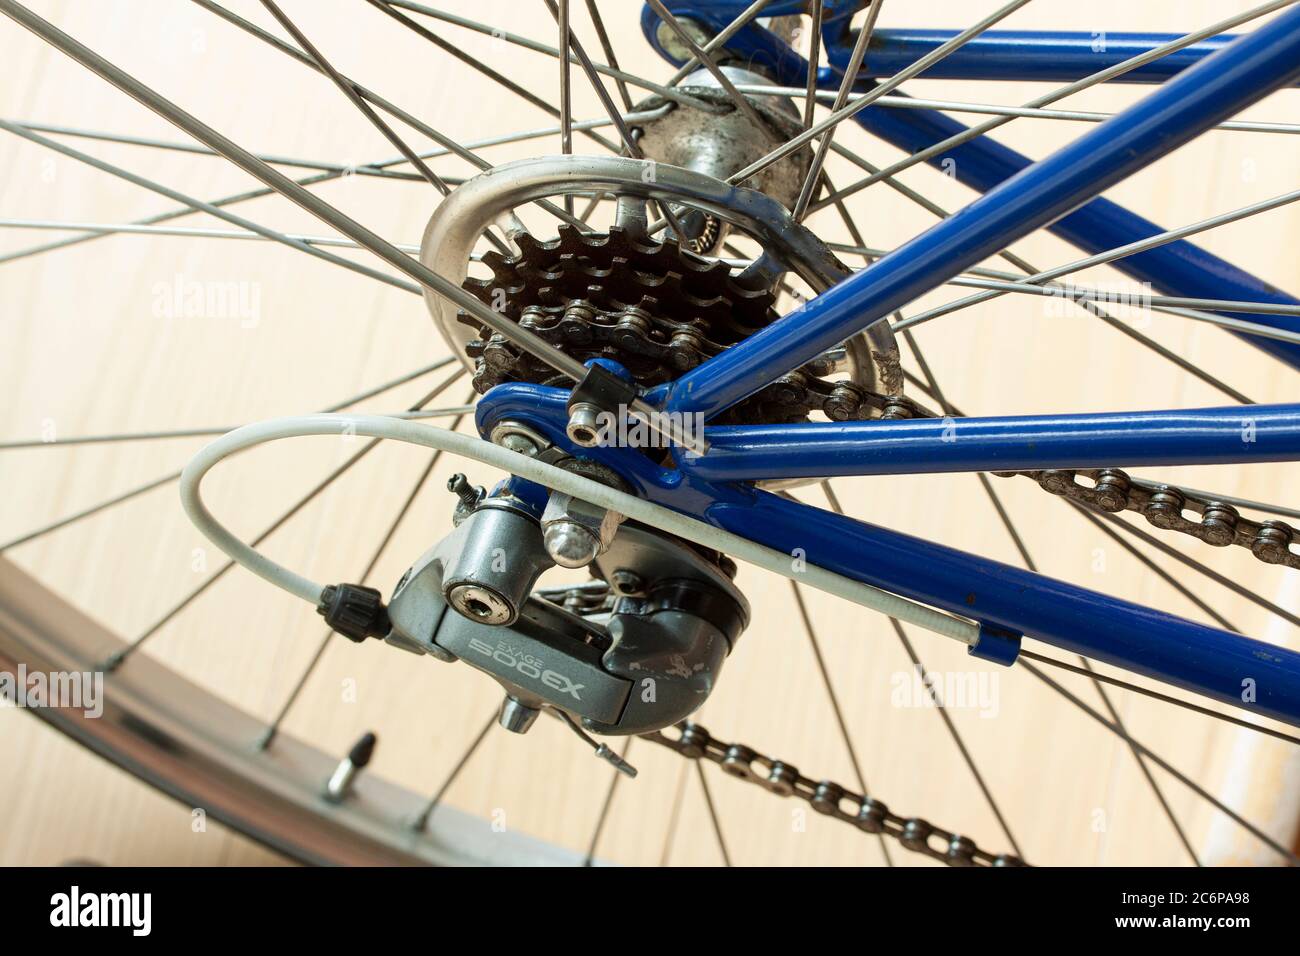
[694,762,732,867]
[666,0,777,87]
[799,2,822,131]
[751,88,1300,136]
[827,151,1255,404]
[903,329,1207,864]
[101,367,465,669]
[546,1,636,157]
[259,393,477,749]
[788,578,895,866]
[0,118,419,294]
[0,112,650,268]
[791,0,882,222]
[810,0,1295,212]
[380,0,723,113]
[890,618,1024,858]
[0,405,472,451]
[658,761,690,866]
[411,710,498,831]
[364,0,619,153]
[1023,661,1299,865]
[556,0,574,214]
[1066,505,1237,632]
[5,119,421,176]
[546,0,689,239]
[1022,651,1300,748]
[582,1,632,111]
[0,359,458,551]
[817,484,1021,861]
[0,357,458,450]
[256,0,512,255]
[192,0,581,234]
[0,473,178,555]
[898,187,1300,327]
[899,276,1300,333]
[645,0,767,131]
[728,0,1034,186]
[581,738,633,866]
[1097,512,1300,630]
[0,217,423,252]
[259,1,448,198]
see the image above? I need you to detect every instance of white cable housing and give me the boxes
[180,414,978,645]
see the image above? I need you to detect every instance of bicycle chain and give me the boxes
[860,394,1300,571]
[536,583,1025,866]
[645,721,1026,866]
[995,468,1299,570]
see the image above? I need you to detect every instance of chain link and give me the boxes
[536,583,1024,866]
[997,467,1298,570]
[643,720,1028,867]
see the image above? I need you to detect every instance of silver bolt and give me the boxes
[566,402,604,447]
[498,696,540,734]
[447,583,513,625]
[499,432,539,457]
[544,521,602,569]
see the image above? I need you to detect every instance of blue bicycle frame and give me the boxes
[477,4,1300,725]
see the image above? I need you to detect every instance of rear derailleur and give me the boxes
[315,429,748,775]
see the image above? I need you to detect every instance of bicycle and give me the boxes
[2,0,1298,866]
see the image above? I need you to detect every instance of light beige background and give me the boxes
[1,0,1298,866]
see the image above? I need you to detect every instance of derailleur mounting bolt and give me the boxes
[544,522,602,569]
[565,361,638,448]
[566,403,604,448]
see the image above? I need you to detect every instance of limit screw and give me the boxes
[447,473,481,509]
